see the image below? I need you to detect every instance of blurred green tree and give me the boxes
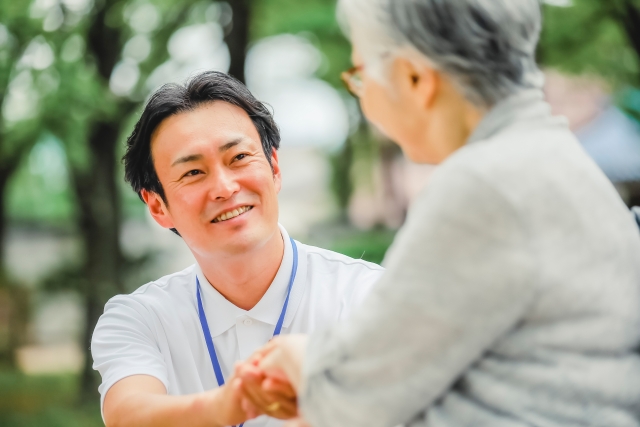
[0,1,62,369]
[252,0,361,219]
[31,0,214,398]
[252,0,352,87]
[540,0,640,88]
[4,0,639,409]
[0,3,52,273]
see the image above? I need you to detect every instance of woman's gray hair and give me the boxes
[338,0,544,108]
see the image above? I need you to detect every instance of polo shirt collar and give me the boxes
[194,224,305,337]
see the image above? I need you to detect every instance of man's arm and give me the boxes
[103,374,246,427]
[93,296,248,427]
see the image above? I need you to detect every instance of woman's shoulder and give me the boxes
[433,124,613,206]
[449,124,579,177]
[412,122,634,248]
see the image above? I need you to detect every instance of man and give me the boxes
[91,71,384,427]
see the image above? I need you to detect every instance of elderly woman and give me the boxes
[243,0,640,426]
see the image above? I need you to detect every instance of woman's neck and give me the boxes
[196,230,285,311]
[419,77,486,163]
[445,85,486,151]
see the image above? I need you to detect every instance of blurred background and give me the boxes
[0,0,639,425]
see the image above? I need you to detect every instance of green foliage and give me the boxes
[251,0,366,219]
[1,0,210,227]
[0,2,51,177]
[329,228,396,265]
[0,407,103,427]
[39,47,105,174]
[0,370,102,427]
[329,136,354,217]
[540,1,640,86]
[252,0,352,87]
[6,135,76,225]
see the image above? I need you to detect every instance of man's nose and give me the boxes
[208,168,240,200]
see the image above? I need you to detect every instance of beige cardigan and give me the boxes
[300,89,640,427]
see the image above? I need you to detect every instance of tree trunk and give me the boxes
[0,165,13,365]
[621,2,640,58]
[76,120,124,401]
[614,1,640,82]
[0,149,31,366]
[74,0,126,400]
[0,166,11,275]
[225,0,251,83]
[330,130,356,224]
[74,0,191,399]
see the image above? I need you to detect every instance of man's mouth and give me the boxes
[212,206,253,223]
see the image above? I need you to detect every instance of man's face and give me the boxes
[148,101,281,258]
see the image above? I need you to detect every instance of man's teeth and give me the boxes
[214,206,252,223]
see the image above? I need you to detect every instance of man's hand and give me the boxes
[236,361,298,420]
[283,418,312,427]
[235,334,310,421]
[211,372,252,427]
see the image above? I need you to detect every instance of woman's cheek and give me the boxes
[361,83,397,134]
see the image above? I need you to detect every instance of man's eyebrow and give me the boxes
[170,138,248,167]
[219,138,246,153]
[171,154,203,167]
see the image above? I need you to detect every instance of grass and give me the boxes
[0,369,103,427]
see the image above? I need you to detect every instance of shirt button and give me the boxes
[243,318,253,326]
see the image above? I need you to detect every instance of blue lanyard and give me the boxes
[196,238,298,426]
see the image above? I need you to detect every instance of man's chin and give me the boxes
[215,226,279,256]
[222,237,262,256]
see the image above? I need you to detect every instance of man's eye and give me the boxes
[184,170,201,177]
[234,153,247,162]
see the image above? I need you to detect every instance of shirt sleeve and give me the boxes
[91,295,170,415]
[299,165,537,427]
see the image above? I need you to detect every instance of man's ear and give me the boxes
[141,189,176,230]
[270,149,282,194]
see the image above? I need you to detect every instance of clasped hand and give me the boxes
[224,334,309,426]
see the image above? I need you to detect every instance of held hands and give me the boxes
[234,334,310,424]
[235,360,297,419]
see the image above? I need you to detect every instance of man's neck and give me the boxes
[197,230,285,311]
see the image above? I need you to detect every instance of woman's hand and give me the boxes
[236,361,297,420]
[236,334,310,420]
[257,334,309,392]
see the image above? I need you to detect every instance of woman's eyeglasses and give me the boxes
[341,65,364,98]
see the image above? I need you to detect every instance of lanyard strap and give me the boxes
[196,237,299,389]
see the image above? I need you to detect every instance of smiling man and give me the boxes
[90,71,384,427]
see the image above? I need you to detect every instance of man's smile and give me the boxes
[212,205,254,223]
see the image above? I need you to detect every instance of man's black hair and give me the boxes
[123,71,281,204]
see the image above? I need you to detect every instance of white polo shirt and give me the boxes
[91,225,384,427]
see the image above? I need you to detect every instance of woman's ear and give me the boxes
[394,57,438,110]
[141,189,176,230]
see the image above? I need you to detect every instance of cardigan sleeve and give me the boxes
[299,164,537,427]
